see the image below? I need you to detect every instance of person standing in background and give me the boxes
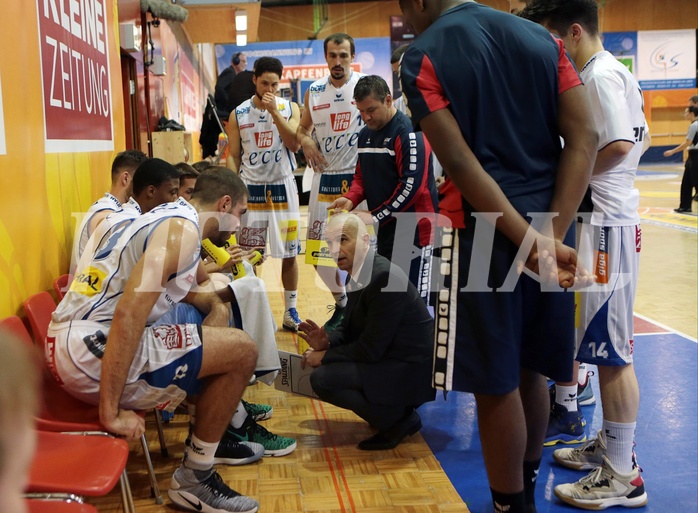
[664,105,698,213]
[296,33,366,332]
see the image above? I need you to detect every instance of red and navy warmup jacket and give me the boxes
[344,110,438,249]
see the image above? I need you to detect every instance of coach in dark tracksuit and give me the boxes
[328,75,438,290]
[300,213,435,450]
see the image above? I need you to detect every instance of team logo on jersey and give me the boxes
[255,131,274,148]
[313,103,330,111]
[278,103,286,111]
[71,266,107,296]
[331,112,351,132]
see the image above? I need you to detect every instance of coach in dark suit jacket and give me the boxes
[300,213,435,450]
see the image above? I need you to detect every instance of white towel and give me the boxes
[229,275,280,385]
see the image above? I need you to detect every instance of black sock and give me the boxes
[490,488,526,513]
[523,458,541,510]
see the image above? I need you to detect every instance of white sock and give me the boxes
[603,419,636,474]
[184,434,217,471]
[230,401,248,429]
[332,290,347,308]
[577,363,589,386]
[555,384,578,412]
[284,290,298,311]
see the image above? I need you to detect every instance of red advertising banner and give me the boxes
[281,63,362,83]
[177,50,198,132]
[37,0,113,152]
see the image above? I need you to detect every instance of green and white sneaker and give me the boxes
[226,416,296,457]
[242,399,273,421]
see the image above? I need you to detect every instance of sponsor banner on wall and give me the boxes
[637,29,697,90]
[36,0,114,152]
[603,31,638,74]
[215,38,392,105]
[0,71,5,155]
[178,50,199,132]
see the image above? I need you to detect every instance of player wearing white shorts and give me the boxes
[522,0,649,508]
[70,150,148,274]
[227,56,304,332]
[296,33,365,331]
[49,168,263,513]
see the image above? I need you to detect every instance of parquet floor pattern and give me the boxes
[91,242,469,513]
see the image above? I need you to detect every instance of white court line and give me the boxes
[634,311,697,343]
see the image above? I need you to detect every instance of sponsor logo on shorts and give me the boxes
[313,103,330,111]
[307,220,325,240]
[635,225,642,253]
[241,227,266,247]
[594,227,609,285]
[318,174,352,203]
[311,246,332,259]
[331,112,351,132]
[71,266,107,296]
[629,338,634,355]
[153,325,192,350]
[46,336,64,385]
[155,401,172,410]
[83,330,107,359]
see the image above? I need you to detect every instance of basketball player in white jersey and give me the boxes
[70,150,148,273]
[227,56,304,332]
[296,33,365,332]
[522,1,649,509]
[49,168,262,513]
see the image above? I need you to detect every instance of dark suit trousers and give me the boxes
[311,362,411,432]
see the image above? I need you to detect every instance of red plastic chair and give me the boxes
[26,496,99,513]
[27,431,133,513]
[53,274,73,301]
[23,291,56,346]
[1,314,163,505]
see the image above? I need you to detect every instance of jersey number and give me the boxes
[589,342,609,359]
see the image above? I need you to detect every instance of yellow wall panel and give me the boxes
[0,0,125,317]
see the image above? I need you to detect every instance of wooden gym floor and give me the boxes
[91,163,696,512]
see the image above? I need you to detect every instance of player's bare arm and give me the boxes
[593,141,633,176]
[297,89,328,172]
[266,96,301,152]
[99,217,199,439]
[551,84,598,239]
[225,110,242,173]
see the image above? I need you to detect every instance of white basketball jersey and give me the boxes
[54,198,201,326]
[71,193,122,272]
[236,97,297,183]
[582,51,645,226]
[307,72,365,172]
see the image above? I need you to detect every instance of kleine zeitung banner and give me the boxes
[37,0,114,152]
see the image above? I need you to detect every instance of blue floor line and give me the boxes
[419,332,698,512]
